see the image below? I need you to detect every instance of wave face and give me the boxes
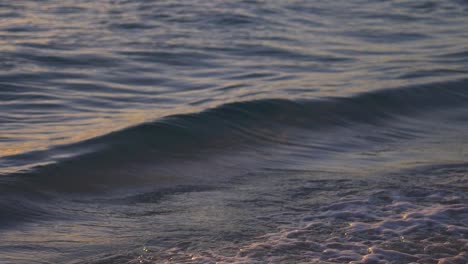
[0,0,467,263]
[2,78,467,192]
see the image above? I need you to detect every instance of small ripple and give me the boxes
[398,68,468,79]
[346,30,429,43]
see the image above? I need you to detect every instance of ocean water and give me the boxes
[0,0,467,263]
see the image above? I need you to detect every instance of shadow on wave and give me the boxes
[2,78,467,193]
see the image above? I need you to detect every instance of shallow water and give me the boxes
[0,0,467,263]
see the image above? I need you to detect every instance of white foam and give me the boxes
[129,167,468,263]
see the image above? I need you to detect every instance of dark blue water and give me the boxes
[1,0,467,263]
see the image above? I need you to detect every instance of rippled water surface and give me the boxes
[0,0,467,263]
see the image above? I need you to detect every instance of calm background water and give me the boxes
[0,0,467,263]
